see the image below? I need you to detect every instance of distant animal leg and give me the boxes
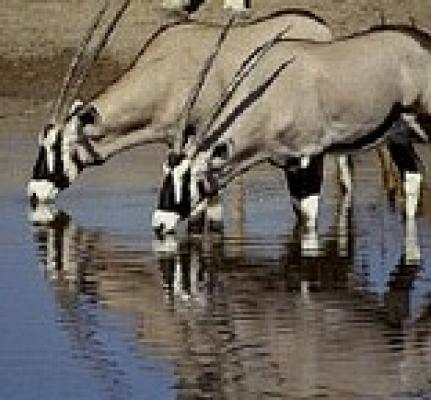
[336,187,352,258]
[285,154,323,227]
[385,138,423,220]
[336,154,353,195]
[285,154,324,256]
[205,194,224,232]
[377,146,400,207]
[405,217,421,265]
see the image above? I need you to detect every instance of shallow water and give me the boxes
[1,122,431,399]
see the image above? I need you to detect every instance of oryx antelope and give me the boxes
[153,25,431,236]
[27,4,335,204]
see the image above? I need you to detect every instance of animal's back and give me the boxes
[212,33,418,158]
[111,9,332,91]
[94,10,332,135]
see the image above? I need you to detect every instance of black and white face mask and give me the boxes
[27,103,99,205]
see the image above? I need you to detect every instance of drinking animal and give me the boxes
[153,25,431,235]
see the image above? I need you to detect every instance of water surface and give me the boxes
[1,113,431,399]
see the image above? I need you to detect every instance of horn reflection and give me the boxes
[29,199,431,399]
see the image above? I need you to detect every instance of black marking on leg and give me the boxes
[285,155,324,200]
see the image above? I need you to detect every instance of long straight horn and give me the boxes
[173,14,236,154]
[190,25,291,157]
[55,0,132,121]
[51,0,109,122]
[64,0,131,113]
[197,56,296,167]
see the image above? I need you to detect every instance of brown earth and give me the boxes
[0,0,430,123]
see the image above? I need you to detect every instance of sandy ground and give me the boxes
[0,0,430,188]
[1,0,431,108]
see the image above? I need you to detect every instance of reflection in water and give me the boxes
[29,200,431,400]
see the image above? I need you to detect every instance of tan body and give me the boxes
[27,9,336,206]
[151,27,431,236]
[204,30,431,188]
[88,11,333,159]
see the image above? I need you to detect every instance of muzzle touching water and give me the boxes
[27,202,58,225]
[152,156,191,237]
[152,155,218,237]
[27,180,59,205]
[28,122,82,205]
[152,210,181,238]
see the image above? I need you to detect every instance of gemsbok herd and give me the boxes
[27,0,431,246]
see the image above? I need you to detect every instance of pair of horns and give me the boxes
[172,14,237,154]
[174,18,292,159]
[51,0,131,123]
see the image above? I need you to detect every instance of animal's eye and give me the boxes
[78,106,98,126]
[212,143,228,160]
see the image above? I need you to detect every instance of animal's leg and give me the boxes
[285,154,324,229]
[377,146,400,206]
[337,190,352,257]
[173,256,191,303]
[285,154,324,256]
[404,171,422,220]
[205,194,224,232]
[162,0,187,10]
[230,177,245,239]
[187,195,223,233]
[405,217,421,265]
[386,139,423,220]
[336,155,353,195]
[224,0,247,11]
[187,211,205,234]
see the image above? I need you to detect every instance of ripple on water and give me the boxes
[2,139,431,399]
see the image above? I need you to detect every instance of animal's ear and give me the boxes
[78,105,99,127]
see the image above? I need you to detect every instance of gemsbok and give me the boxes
[153,24,431,236]
[27,3,335,206]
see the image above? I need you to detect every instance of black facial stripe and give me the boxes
[157,168,192,219]
[31,135,70,190]
[158,172,175,210]
[52,135,71,190]
[32,147,49,179]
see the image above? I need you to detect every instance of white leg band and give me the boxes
[337,155,352,194]
[206,198,223,224]
[404,172,422,220]
[300,195,319,228]
[405,218,421,265]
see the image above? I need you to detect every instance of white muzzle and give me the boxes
[27,180,59,203]
[152,210,181,236]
